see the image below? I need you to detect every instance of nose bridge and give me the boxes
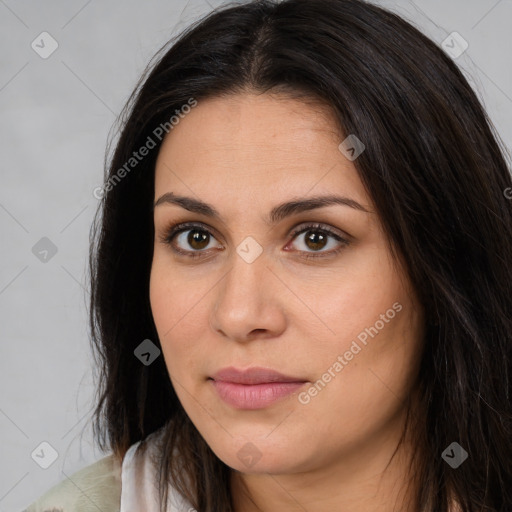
[210,241,281,338]
[220,241,269,308]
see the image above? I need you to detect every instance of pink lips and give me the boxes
[209,366,307,409]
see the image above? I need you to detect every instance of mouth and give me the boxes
[210,366,307,384]
[208,366,308,409]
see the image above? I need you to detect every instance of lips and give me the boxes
[210,366,306,385]
[209,366,308,409]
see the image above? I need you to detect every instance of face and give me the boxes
[150,92,425,476]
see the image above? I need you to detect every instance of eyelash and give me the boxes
[158,222,350,260]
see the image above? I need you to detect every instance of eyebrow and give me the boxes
[153,192,369,224]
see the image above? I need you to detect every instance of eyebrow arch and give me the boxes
[153,192,369,224]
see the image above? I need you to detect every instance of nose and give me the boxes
[209,245,287,343]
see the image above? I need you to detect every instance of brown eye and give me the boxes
[187,229,210,250]
[303,231,329,251]
[161,222,223,258]
[287,223,350,259]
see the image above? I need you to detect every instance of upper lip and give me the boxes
[210,366,307,385]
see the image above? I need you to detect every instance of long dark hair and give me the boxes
[88,0,512,510]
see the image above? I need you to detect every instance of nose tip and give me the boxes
[208,251,287,342]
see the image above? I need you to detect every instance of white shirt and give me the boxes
[120,428,195,512]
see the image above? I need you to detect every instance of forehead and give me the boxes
[153,93,370,212]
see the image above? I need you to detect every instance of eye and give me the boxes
[158,222,223,259]
[286,222,350,259]
[158,221,350,260]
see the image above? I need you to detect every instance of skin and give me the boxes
[149,91,426,512]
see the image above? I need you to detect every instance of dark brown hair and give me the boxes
[88,0,512,511]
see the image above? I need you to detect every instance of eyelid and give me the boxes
[288,221,351,243]
[158,221,223,245]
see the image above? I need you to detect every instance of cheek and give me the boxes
[306,262,405,354]
[149,263,200,374]
[149,265,177,337]
[301,252,423,407]
[149,255,207,333]
[296,303,423,451]
[149,260,222,394]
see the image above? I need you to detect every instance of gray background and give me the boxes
[1,0,511,510]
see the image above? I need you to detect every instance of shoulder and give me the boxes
[22,453,122,512]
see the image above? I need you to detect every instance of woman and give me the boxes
[24,0,512,511]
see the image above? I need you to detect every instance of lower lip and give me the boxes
[210,379,306,409]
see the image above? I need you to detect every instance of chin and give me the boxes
[210,437,307,475]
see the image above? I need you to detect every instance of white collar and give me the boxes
[120,429,195,512]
